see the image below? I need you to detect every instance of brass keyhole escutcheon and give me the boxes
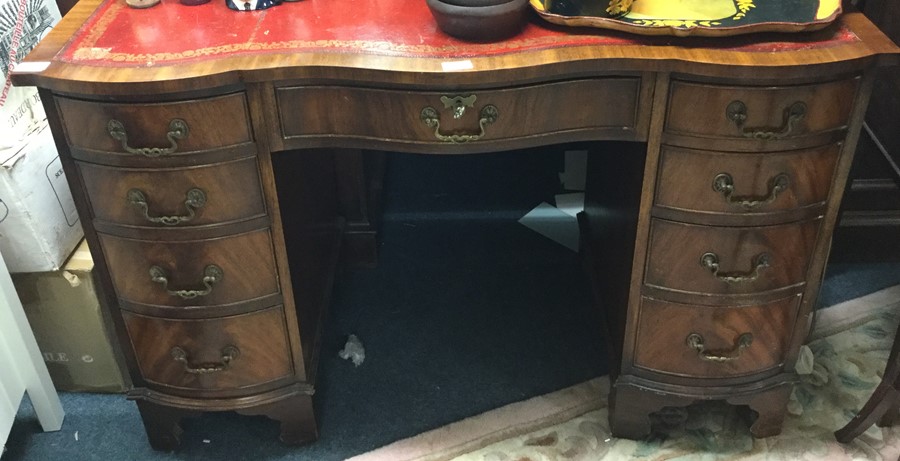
[440,95,477,119]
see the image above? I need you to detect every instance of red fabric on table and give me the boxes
[57,0,859,67]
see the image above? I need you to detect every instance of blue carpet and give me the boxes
[6,217,605,461]
[818,262,900,307]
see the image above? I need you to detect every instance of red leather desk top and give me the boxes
[58,0,858,67]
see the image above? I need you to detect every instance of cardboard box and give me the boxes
[12,239,128,393]
[1,0,78,273]
[0,123,83,273]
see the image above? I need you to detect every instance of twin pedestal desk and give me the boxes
[13,0,900,450]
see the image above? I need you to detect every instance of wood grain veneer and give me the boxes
[99,229,280,311]
[78,157,267,229]
[276,78,646,145]
[665,78,860,141]
[644,218,821,297]
[122,306,293,392]
[633,296,798,379]
[56,93,254,155]
[654,144,841,220]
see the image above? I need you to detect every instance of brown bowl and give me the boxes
[426,0,530,42]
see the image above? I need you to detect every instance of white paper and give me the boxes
[554,192,584,218]
[558,150,587,191]
[518,202,579,252]
[339,334,366,367]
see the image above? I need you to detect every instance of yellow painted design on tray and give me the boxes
[733,0,755,20]
[627,0,737,21]
[631,19,722,28]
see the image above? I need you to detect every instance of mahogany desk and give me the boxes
[13,0,900,450]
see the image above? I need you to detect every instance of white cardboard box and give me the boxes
[1,0,77,273]
[0,123,83,273]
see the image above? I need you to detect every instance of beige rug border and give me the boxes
[810,283,900,339]
[348,283,900,461]
[347,378,608,461]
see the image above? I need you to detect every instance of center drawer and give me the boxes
[275,78,643,144]
[99,229,280,310]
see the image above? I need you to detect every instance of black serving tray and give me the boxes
[530,0,842,37]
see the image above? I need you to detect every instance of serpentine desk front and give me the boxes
[13,0,900,450]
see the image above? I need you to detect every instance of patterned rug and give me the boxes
[351,285,900,461]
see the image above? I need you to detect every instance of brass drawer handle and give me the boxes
[107,118,189,157]
[713,173,790,210]
[149,265,223,299]
[420,99,499,144]
[700,252,770,283]
[170,345,240,374]
[726,101,806,140]
[127,188,206,225]
[686,333,753,362]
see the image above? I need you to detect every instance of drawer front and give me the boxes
[665,78,858,140]
[79,157,266,228]
[655,144,841,216]
[633,296,797,378]
[277,78,641,142]
[123,306,293,391]
[645,219,820,296]
[100,229,279,309]
[56,93,253,156]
